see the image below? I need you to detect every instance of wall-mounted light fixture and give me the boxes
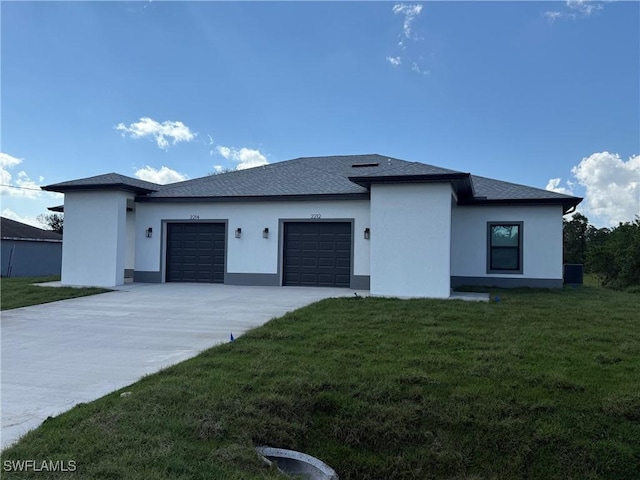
[235,227,242,239]
[263,227,269,239]
[364,227,370,240]
[146,227,153,238]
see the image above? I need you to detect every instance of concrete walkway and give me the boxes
[1,283,366,449]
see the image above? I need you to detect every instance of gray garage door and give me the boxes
[166,223,225,283]
[283,222,351,287]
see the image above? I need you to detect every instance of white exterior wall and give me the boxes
[61,190,132,287]
[134,199,370,279]
[451,204,563,280]
[370,183,452,298]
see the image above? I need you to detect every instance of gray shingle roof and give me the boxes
[1,217,62,241]
[41,154,582,212]
[145,154,412,199]
[470,175,577,201]
[42,173,160,194]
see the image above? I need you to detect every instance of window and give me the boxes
[487,222,523,274]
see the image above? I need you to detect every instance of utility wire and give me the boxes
[0,184,43,191]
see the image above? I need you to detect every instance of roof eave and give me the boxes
[348,172,470,187]
[459,196,583,214]
[41,184,157,195]
[1,236,62,243]
[348,172,474,199]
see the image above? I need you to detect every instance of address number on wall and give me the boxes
[190,215,200,220]
[310,214,322,219]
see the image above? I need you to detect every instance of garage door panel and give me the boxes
[283,222,351,288]
[334,258,349,267]
[167,223,225,283]
[318,258,335,267]
[318,241,335,250]
[302,257,318,267]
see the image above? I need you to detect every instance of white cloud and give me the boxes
[216,146,231,159]
[548,152,640,227]
[572,152,639,226]
[545,0,603,23]
[411,61,429,76]
[1,152,23,193]
[0,152,22,169]
[133,166,188,184]
[388,4,427,75]
[213,165,224,174]
[1,208,47,229]
[115,117,196,149]
[545,178,574,196]
[0,152,61,199]
[392,4,423,39]
[544,11,568,23]
[386,56,402,66]
[215,145,269,170]
[567,0,602,16]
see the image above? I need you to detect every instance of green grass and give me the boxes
[1,276,110,310]
[2,286,639,479]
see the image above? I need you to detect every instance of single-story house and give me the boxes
[42,154,581,298]
[1,217,63,277]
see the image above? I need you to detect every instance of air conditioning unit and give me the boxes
[563,264,584,285]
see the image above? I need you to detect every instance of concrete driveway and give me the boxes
[1,283,366,449]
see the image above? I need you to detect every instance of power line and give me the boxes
[0,184,43,191]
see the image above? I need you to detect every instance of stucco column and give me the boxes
[61,190,130,287]
[370,183,452,298]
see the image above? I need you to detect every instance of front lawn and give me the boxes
[2,286,639,479]
[0,276,110,310]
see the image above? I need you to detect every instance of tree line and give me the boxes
[564,213,640,290]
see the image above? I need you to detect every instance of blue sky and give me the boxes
[2,1,638,228]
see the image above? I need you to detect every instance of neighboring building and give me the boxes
[42,154,582,298]
[1,217,63,277]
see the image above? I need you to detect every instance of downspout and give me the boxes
[6,243,16,277]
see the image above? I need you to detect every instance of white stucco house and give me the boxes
[42,154,581,298]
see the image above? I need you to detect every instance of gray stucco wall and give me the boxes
[1,240,62,277]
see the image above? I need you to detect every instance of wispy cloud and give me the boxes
[545,0,603,23]
[392,3,423,40]
[387,4,427,75]
[1,208,48,229]
[411,61,429,76]
[547,152,640,227]
[215,145,269,170]
[386,56,402,67]
[115,117,196,149]
[0,152,60,199]
[134,166,188,184]
[545,178,574,196]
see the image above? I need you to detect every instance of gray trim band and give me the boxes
[134,271,162,283]
[124,269,134,278]
[351,275,370,290]
[451,276,563,289]
[1,237,62,243]
[225,273,280,286]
